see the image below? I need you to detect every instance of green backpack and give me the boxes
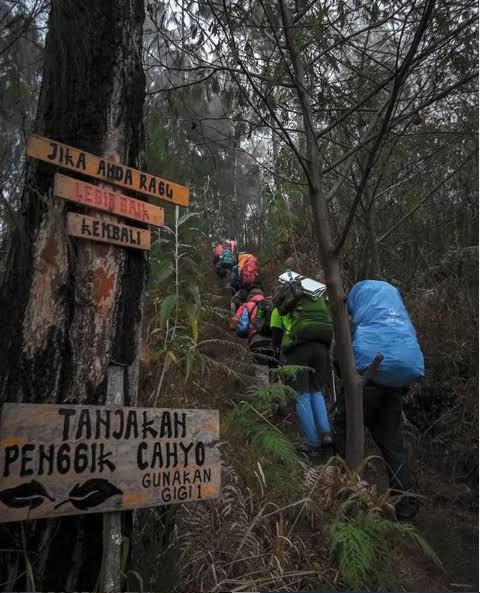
[289,295,333,345]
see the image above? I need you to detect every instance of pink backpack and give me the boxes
[240,256,258,286]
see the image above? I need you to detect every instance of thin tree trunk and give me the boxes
[366,198,380,278]
[279,0,365,468]
[0,1,146,590]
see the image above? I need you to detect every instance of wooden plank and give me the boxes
[0,403,221,523]
[54,173,164,227]
[67,212,151,251]
[26,134,189,207]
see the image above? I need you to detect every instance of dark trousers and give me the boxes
[284,341,330,393]
[334,383,415,491]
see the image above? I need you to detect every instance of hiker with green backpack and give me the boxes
[270,273,334,450]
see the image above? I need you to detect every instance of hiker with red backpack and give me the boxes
[230,288,275,383]
[230,252,263,315]
[231,252,261,292]
[270,273,334,451]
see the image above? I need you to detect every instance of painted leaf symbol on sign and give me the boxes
[55,479,123,511]
[0,480,54,509]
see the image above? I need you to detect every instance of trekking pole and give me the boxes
[331,368,337,403]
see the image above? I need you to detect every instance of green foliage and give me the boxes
[327,500,444,590]
[231,403,302,468]
[246,381,297,404]
[227,365,304,474]
[159,294,178,329]
[327,517,375,589]
[271,364,313,380]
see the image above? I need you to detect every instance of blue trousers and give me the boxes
[296,391,331,446]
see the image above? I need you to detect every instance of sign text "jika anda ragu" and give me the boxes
[0,404,220,523]
[26,134,189,207]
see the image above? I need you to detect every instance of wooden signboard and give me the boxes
[67,212,151,251]
[0,403,220,523]
[26,134,189,207]
[54,174,164,227]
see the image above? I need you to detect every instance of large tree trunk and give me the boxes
[0,1,146,590]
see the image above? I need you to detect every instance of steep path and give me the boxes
[134,265,477,593]
[207,270,479,593]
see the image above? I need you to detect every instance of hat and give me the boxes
[248,288,264,299]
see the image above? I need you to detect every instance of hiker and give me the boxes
[216,240,236,279]
[213,242,224,265]
[270,275,334,450]
[231,252,260,293]
[333,279,425,520]
[230,288,274,383]
[226,238,237,254]
[230,287,249,315]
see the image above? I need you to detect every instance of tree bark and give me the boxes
[0,1,146,590]
[279,0,365,468]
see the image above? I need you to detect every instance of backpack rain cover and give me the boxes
[348,280,424,387]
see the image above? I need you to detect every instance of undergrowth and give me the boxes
[137,238,448,592]
[327,498,444,591]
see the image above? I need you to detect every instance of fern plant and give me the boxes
[271,364,314,380]
[231,402,302,468]
[227,365,313,470]
[246,382,297,406]
[327,499,444,590]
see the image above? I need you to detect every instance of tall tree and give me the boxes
[0,0,147,589]
[164,0,477,466]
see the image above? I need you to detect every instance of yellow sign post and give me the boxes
[54,174,164,227]
[67,213,151,251]
[27,134,189,207]
[0,403,220,523]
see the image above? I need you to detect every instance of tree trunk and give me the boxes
[279,0,365,468]
[309,182,365,470]
[0,1,146,590]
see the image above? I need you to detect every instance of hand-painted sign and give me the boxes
[67,212,151,251]
[54,174,164,227]
[26,134,189,207]
[0,403,220,523]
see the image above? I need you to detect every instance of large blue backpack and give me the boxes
[347,280,424,387]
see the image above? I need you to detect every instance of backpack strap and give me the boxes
[245,301,259,327]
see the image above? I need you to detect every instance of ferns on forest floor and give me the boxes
[246,381,297,404]
[227,371,305,470]
[326,496,444,591]
[229,402,302,469]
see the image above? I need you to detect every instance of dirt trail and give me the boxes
[210,271,479,592]
[137,268,476,592]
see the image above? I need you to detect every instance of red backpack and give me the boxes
[244,294,265,336]
[240,256,258,286]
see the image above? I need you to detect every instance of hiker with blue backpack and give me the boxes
[216,240,236,279]
[333,280,425,520]
[270,273,334,451]
[230,288,275,383]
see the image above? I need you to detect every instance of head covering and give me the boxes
[248,288,264,299]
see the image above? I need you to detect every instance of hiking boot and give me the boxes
[307,445,323,457]
[395,496,421,521]
[294,440,322,455]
